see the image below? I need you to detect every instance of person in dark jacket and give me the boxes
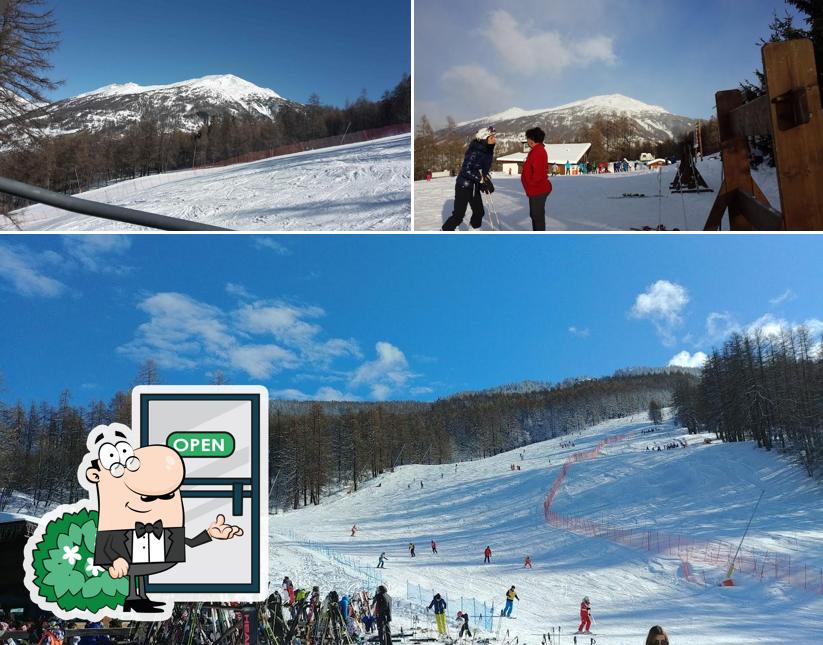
[442,127,497,231]
[457,611,472,639]
[372,585,392,645]
[427,593,448,635]
[521,127,553,231]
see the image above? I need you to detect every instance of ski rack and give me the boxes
[704,38,823,230]
[0,175,230,231]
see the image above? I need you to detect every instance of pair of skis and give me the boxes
[542,628,599,645]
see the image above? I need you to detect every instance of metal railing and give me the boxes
[0,175,230,231]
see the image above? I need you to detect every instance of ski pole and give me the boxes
[487,191,501,230]
[481,192,495,231]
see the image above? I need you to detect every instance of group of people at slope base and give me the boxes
[441,126,553,232]
[278,577,396,645]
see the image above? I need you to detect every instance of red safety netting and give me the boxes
[543,435,823,595]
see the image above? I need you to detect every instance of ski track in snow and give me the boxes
[413,157,780,231]
[6,135,410,231]
[270,413,823,645]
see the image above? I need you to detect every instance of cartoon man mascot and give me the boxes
[25,423,243,619]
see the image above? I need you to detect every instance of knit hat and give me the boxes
[475,126,497,140]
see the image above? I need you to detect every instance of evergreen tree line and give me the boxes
[0,367,689,513]
[672,325,823,477]
[0,75,410,213]
[413,113,715,181]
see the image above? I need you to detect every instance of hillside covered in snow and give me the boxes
[270,412,823,644]
[5,135,411,231]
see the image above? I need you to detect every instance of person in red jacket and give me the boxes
[578,596,592,634]
[484,545,492,563]
[520,127,553,231]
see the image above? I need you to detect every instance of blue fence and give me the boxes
[406,581,496,632]
[285,529,384,590]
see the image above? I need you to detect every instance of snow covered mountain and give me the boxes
[19,74,300,136]
[445,94,695,144]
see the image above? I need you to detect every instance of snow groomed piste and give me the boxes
[270,413,823,644]
[414,159,780,232]
[6,135,411,231]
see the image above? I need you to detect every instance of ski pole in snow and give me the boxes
[483,191,501,230]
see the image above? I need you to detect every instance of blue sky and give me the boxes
[416,0,801,127]
[1,235,821,407]
[44,1,410,105]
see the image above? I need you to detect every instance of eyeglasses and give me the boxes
[653,639,668,645]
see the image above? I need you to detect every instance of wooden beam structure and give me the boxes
[704,39,823,231]
[763,39,823,229]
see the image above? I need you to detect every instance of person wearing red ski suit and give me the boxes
[520,128,553,231]
[578,598,592,632]
[483,546,492,563]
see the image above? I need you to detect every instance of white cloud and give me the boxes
[119,293,418,397]
[62,235,131,272]
[350,341,416,400]
[441,65,513,115]
[0,243,66,298]
[568,326,590,338]
[253,238,290,255]
[630,280,689,346]
[234,302,360,364]
[745,314,823,340]
[228,345,298,379]
[225,282,254,300]
[668,351,708,369]
[410,386,434,395]
[705,311,740,341]
[769,289,797,307]
[480,10,616,76]
[270,386,359,402]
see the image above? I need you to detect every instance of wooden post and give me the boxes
[763,39,823,229]
[707,90,773,230]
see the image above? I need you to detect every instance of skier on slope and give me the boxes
[577,596,592,634]
[501,586,518,617]
[442,127,497,231]
[351,524,358,537]
[523,555,532,569]
[520,127,553,231]
[377,552,388,569]
[457,611,472,639]
[427,593,448,636]
[409,543,416,557]
[431,539,438,554]
[484,546,492,563]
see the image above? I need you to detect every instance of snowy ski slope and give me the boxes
[6,135,410,231]
[414,157,780,231]
[270,413,823,644]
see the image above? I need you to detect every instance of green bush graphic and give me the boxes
[30,508,128,613]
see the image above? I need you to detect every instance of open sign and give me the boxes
[132,385,268,601]
[168,431,235,457]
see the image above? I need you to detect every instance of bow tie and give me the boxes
[135,520,164,538]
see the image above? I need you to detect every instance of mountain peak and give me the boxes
[75,74,282,101]
[552,94,670,115]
